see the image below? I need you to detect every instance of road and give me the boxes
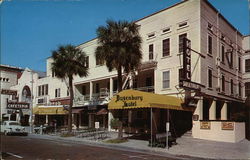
[0,135,188,160]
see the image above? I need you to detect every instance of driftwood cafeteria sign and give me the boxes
[7,102,30,109]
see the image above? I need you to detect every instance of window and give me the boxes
[42,85,45,96]
[146,77,153,87]
[55,88,60,98]
[82,85,86,95]
[245,82,250,97]
[162,39,170,57]
[179,33,187,53]
[162,27,170,33]
[207,23,213,31]
[245,59,250,72]
[238,82,241,97]
[238,57,241,72]
[179,21,187,28]
[95,83,99,93]
[230,52,233,68]
[148,33,155,38]
[113,79,118,91]
[52,71,55,77]
[221,75,225,92]
[45,84,48,95]
[221,45,225,63]
[162,71,170,89]
[84,56,89,68]
[38,84,48,96]
[179,68,184,82]
[230,79,234,95]
[96,58,102,66]
[149,44,154,60]
[208,69,212,88]
[221,34,225,41]
[208,35,212,55]
[38,86,41,96]
[67,90,70,96]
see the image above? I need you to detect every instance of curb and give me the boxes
[29,134,208,160]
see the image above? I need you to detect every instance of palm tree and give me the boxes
[95,20,142,138]
[51,45,88,133]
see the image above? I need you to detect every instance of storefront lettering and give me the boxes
[115,95,143,107]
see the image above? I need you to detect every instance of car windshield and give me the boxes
[9,122,20,126]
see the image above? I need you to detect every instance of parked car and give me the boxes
[1,121,28,136]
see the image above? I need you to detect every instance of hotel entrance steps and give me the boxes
[182,130,192,138]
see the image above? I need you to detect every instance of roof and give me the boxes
[0,64,23,72]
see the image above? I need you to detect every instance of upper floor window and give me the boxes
[162,27,170,33]
[207,22,213,31]
[178,21,188,28]
[238,57,241,72]
[238,82,241,97]
[221,45,225,63]
[96,58,102,66]
[230,51,234,68]
[208,35,212,55]
[55,88,60,98]
[162,71,170,89]
[245,82,250,97]
[67,90,70,96]
[230,79,234,95]
[179,33,187,53]
[38,84,48,96]
[149,44,154,60]
[245,59,250,72]
[84,56,89,68]
[208,69,212,88]
[221,75,225,92]
[162,38,170,57]
[147,33,155,39]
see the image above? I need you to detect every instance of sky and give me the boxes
[1,0,249,72]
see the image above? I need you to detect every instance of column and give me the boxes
[79,113,82,127]
[89,81,93,100]
[109,78,113,98]
[194,97,203,120]
[108,111,114,131]
[221,101,228,120]
[209,100,216,120]
[46,115,49,124]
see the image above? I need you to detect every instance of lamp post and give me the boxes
[29,70,34,133]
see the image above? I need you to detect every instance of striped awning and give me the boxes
[108,89,192,111]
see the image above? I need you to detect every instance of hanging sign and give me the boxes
[7,102,30,109]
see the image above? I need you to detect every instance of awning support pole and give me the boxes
[151,107,152,147]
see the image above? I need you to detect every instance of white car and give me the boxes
[1,121,28,136]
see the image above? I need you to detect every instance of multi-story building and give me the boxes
[0,65,23,122]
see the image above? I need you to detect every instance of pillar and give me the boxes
[109,78,113,98]
[194,97,203,120]
[90,81,93,100]
[46,115,49,124]
[79,113,82,127]
[209,100,216,120]
[221,101,228,120]
[108,111,114,131]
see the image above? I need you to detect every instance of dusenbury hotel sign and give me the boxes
[115,95,143,107]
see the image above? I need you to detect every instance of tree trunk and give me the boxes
[68,75,74,133]
[117,65,123,139]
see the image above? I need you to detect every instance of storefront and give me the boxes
[108,89,193,140]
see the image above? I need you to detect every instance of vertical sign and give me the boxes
[183,38,191,82]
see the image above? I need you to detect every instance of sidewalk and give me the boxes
[29,132,250,160]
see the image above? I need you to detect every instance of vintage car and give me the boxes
[1,121,28,136]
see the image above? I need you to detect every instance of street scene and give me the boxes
[1,0,250,159]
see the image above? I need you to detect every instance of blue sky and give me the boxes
[1,0,249,72]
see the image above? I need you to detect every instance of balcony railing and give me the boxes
[133,86,155,93]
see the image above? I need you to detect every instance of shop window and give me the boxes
[149,44,154,60]
[162,71,170,89]
[208,69,212,88]
[137,111,143,119]
[245,59,250,72]
[245,82,250,97]
[208,35,212,55]
[162,38,170,57]
[179,33,187,53]
[221,75,225,92]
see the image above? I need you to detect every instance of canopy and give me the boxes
[108,89,192,111]
[33,106,68,115]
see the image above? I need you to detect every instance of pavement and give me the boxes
[28,130,250,160]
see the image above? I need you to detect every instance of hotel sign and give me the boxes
[115,95,143,107]
[200,121,211,129]
[7,102,30,109]
[221,122,234,130]
[183,38,191,82]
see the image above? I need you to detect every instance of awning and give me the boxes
[108,89,193,111]
[96,108,108,115]
[72,108,84,114]
[33,106,68,115]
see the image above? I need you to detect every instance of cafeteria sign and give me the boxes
[115,95,143,107]
[7,102,30,109]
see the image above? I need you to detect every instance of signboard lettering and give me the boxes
[7,102,29,109]
[115,95,143,107]
[1,89,17,95]
[221,122,234,130]
[183,38,191,82]
[200,121,211,129]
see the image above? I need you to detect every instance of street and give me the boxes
[0,135,185,160]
